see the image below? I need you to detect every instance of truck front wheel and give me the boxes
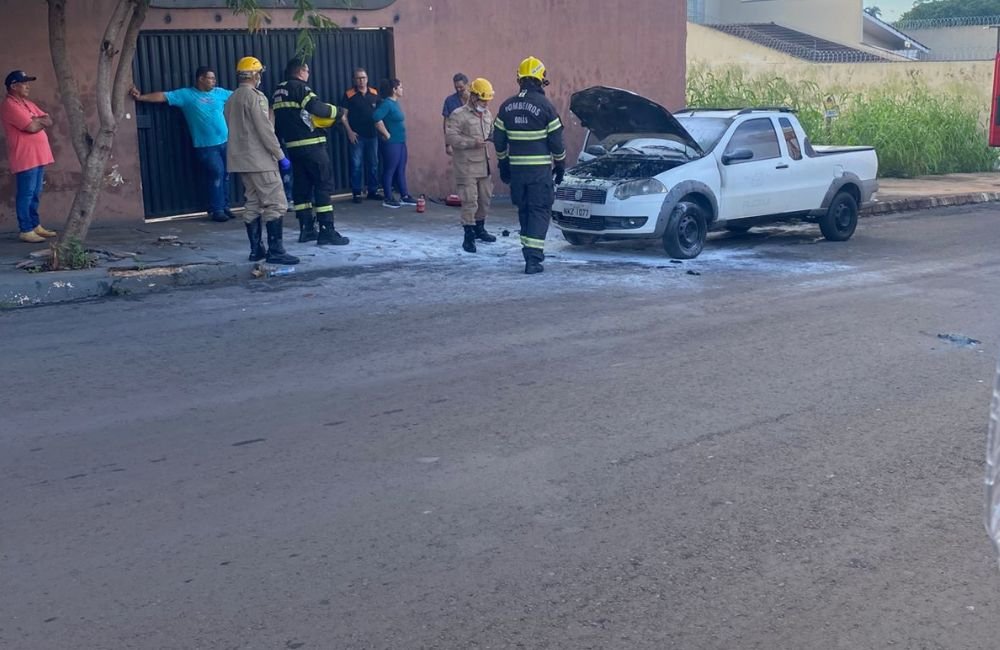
[662,200,707,259]
[819,192,858,242]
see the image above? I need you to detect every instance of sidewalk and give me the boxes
[2,172,999,308]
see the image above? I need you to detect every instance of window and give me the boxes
[687,0,705,22]
[725,118,780,163]
[779,117,802,161]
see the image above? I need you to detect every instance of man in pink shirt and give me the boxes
[1,70,57,243]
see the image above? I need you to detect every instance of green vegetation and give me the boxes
[53,237,96,270]
[686,67,999,177]
[900,0,1000,21]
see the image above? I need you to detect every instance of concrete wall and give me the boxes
[903,26,996,61]
[688,23,995,119]
[701,0,864,48]
[0,0,687,228]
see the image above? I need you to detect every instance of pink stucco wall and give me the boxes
[0,0,686,227]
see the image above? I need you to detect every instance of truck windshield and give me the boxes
[675,117,731,152]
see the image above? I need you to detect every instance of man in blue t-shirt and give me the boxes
[131,66,235,222]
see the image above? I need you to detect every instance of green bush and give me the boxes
[686,66,999,177]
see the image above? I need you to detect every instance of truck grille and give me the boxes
[552,211,605,231]
[556,186,608,204]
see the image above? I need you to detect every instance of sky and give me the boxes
[867,0,917,21]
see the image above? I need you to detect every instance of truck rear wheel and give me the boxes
[662,200,707,259]
[819,192,858,242]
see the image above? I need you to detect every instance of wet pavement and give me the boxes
[2,172,1000,307]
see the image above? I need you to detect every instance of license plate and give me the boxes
[563,205,591,219]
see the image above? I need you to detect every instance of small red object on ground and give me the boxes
[445,194,462,207]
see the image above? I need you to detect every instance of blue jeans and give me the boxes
[349,135,379,195]
[15,166,45,232]
[193,143,229,213]
[380,141,410,200]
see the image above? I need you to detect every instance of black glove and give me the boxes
[553,163,565,185]
[499,159,511,185]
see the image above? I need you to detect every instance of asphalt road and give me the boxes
[4,206,1000,649]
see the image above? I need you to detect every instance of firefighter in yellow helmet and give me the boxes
[224,56,298,265]
[445,77,497,253]
[271,57,349,246]
[493,56,566,274]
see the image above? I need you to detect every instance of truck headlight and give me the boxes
[614,178,667,200]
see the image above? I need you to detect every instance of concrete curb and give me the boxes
[0,262,243,309]
[863,191,1000,216]
[0,257,418,309]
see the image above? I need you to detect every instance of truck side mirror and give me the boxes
[722,148,754,164]
[585,144,607,157]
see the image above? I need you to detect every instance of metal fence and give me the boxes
[894,15,1000,31]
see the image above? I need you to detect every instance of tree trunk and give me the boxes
[47,0,92,167]
[48,0,148,246]
[61,130,116,243]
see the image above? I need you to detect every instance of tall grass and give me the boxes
[687,66,999,177]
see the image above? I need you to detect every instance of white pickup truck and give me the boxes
[552,86,879,259]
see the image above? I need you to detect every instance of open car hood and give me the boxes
[570,86,703,156]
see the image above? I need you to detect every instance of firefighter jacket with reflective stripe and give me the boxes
[445,104,493,181]
[224,85,284,173]
[271,78,337,150]
[493,87,566,168]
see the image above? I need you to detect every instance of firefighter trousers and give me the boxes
[239,171,287,224]
[457,176,493,225]
[289,147,335,224]
[510,171,554,265]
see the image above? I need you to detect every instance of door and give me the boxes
[718,117,790,220]
[774,116,827,212]
[133,28,394,219]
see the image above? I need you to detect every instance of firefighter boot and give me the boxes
[462,225,477,253]
[316,216,350,246]
[245,217,267,262]
[523,247,544,275]
[474,220,496,243]
[297,215,317,243]
[264,218,300,265]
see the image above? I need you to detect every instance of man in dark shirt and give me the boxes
[441,73,469,157]
[340,67,380,203]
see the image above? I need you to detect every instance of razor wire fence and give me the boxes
[699,24,997,63]
[894,15,1000,31]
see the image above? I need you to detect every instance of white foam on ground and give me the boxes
[294,224,847,275]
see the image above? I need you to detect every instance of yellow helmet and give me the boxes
[236,56,264,73]
[310,104,337,129]
[469,78,494,101]
[517,56,546,82]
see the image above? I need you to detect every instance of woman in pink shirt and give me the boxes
[1,70,57,243]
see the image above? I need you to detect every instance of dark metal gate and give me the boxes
[133,28,394,219]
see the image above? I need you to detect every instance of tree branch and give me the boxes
[96,0,132,129]
[47,0,93,166]
[112,1,148,121]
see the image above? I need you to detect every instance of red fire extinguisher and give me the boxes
[416,194,426,213]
